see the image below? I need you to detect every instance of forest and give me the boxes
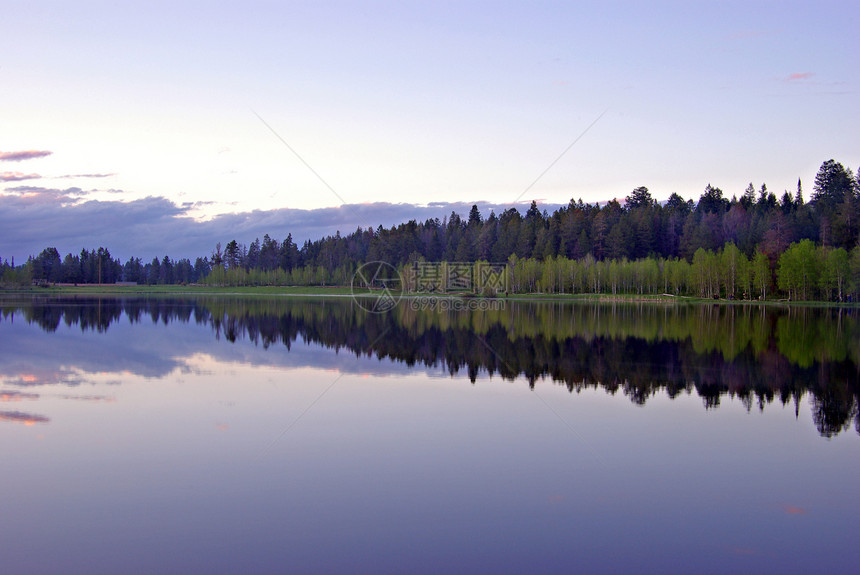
[4,158,860,301]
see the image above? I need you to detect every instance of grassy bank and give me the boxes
[3,285,358,296]
[2,284,857,308]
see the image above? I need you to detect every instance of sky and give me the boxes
[1,0,858,261]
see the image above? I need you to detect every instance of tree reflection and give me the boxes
[1,295,858,437]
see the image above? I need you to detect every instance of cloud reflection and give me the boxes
[0,390,40,402]
[2,370,86,387]
[59,394,116,403]
[0,410,50,425]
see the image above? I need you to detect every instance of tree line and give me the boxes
[5,158,860,301]
[1,248,212,287]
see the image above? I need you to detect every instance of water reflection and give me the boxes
[0,390,40,401]
[1,294,858,437]
[0,410,50,425]
[2,295,859,574]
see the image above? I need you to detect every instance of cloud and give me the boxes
[2,185,88,205]
[181,200,216,209]
[0,150,52,162]
[0,188,562,261]
[778,73,853,95]
[55,173,116,179]
[0,172,41,182]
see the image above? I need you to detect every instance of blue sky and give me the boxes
[1,1,857,260]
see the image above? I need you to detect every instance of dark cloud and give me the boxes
[0,150,52,162]
[0,187,562,261]
[0,172,41,182]
[0,187,188,259]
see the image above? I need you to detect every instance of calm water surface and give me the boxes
[1,295,858,574]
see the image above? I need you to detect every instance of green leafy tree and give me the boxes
[752,250,771,300]
[692,248,719,298]
[719,242,747,299]
[850,246,860,300]
[777,240,818,300]
[0,260,32,287]
[664,258,690,295]
[819,247,850,301]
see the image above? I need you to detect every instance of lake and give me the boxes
[1,294,858,574]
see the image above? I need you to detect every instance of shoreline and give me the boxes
[1,285,857,308]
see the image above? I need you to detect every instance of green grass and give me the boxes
[6,284,358,296]
[3,284,857,307]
